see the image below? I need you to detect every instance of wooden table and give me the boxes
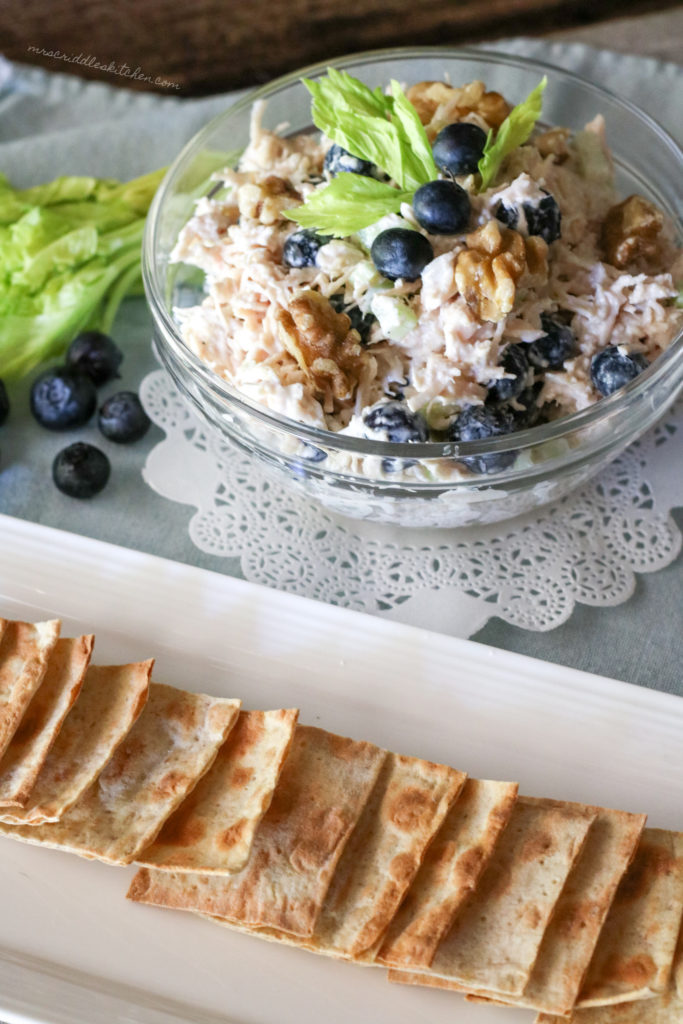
[1,1,680,95]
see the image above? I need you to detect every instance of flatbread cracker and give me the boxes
[410,802,646,1016]
[0,660,152,825]
[300,751,466,960]
[377,778,518,968]
[201,754,465,960]
[408,796,595,997]
[0,619,61,761]
[675,920,683,1001]
[388,969,464,990]
[0,636,93,807]
[137,708,298,874]
[576,828,683,1008]
[535,989,683,1023]
[127,725,387,936]
[514,802,647,1016]
[2,683,241,864]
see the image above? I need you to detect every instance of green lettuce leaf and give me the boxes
[285,174,413,237]
[477,77,547,191]
[388,80,438,188]
[303,69,436,191]
[291,69,437,237]
[0,167,165,378]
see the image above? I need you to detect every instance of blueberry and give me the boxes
[282,229,329,269]
[324,144,375,179]
[329,293,376,346]
[447,405,516,474]
[371,228,433,281]
[432,122,488,176]
[525,194,562,244]
[30,366,97,431]
[590,346,648,397]
[363,400,428,443]
[495,202,518,230]
[510,381,546,429]
[528,312,577,370]
[66,331,123,386]
[52,442,110,498]
[0,379,9,426]
[412,180,471,235]
[97,389,150,442]
[487,344,530,403]
[98,391,151,443]
[364,400,428,474]
[299,443,327,463]
[496,193,562,244]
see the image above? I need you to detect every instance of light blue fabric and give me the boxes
[0,43,681,695]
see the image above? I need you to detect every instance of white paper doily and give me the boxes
[140,369,682,638]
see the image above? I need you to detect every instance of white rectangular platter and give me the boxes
[0,512,681,1024]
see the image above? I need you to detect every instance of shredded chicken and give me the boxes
[171,81,682,471]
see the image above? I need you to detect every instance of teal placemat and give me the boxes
[0,40,681,694]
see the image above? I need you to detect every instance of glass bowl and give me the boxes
[143,47,683,529]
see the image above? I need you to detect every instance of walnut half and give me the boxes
[237,175,301,225]
[455,220,548,322]
[406,79,510,139]
[601,195,664,269]
[275,291,364,410]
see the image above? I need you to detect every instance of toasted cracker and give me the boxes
[675,919,683,1000]
[0,620,61,761]
[2,683,241,864]
[536,989,683,1023]
[301,751,466,959]
[137,708,298,874]
[0,636,93,807]
[516,802,647,1016]
[197,754,465,962]
[377,778,518,968]
[127,725,387,936]
[388,968,463,990]
[575,828,683,1008]
[406,796,595,997]
[404,802,646,1016]
[0,661,152,825]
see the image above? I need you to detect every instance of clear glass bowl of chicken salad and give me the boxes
[143,48,683,529]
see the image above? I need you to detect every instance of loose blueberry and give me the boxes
[447,404,516,474]
[66,331,123,386]
[412,179,471,235]
[52,442,110,498]
[329,294,376,346]
[363,400,428,443]
[0,379,9,426]
[527,312,577,370]
[30,366,97,431]
[432,122,488,176]
[371,228,433,281]
[496,193,562,244]
[487,344,530,403]
[324,144,375,178]
[98,391,151,443]
[590,346,648,397]
[282,229,329,269]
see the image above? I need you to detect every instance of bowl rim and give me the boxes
[143,45,683,463]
